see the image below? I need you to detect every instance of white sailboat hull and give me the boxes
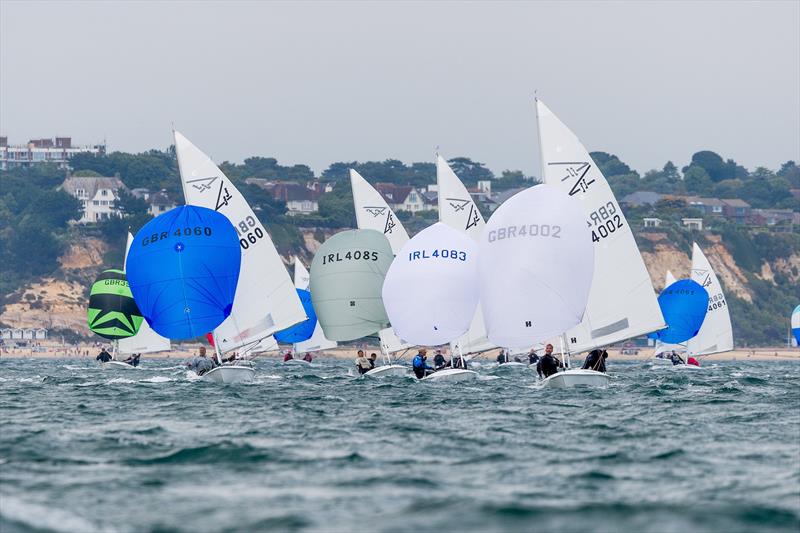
[651,357,673,366]
[540,369,609,389]
[498,361,528,369]
[202,365,255,383]
[422,368,478,382]
[102,361,136,370]
[365,364,408,378]
[671,364,704,372]
[283,359,311,366]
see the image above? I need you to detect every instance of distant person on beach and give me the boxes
[123,353,141,367]
[536,344,563,378]
[303,352,313,363]
[355,350,371,375]
[96,347,112,363]
[433,349,448,370]
[582,349,608,372]
[186,346,213,375]
[412,348,434,379]
[283,350,293,362]
[670,351,685,365]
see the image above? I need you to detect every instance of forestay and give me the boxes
[310,229,393,341]
[686,243,734,355]
[292,258,337,353]
[350,169,411,353]
[536,99,664,353]
[437,155,494,356]
[383,222,479,345]
[653,270,685,356]
[174,131,305,352]
[119,232,170,354]
[478,185,594,348]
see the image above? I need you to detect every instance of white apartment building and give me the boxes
[0,136,105,170]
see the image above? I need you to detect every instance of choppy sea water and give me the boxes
[1,358,798,533]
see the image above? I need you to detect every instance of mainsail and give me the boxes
[686,243,734,356]
[478,185,594,348]
[535,99,665,353]
[174,131,305,352]
[436,155,494,356]
[382,222,479,345]
[292,258,337,353]
[349,169,411,353]
[119,232,170,355]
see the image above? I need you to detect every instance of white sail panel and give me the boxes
[382,223,479,346]
[478,185,594,348]
[436,155,494,355]
[174,131,305,352]
[292,257,337,352]
[240,335,279,357]
[350,169,412,353]
[536,99,665,353]
[653,271,686,355]
[687,243,734,355]
[119,232,170,354]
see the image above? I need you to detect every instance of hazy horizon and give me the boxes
[1,1,798,176]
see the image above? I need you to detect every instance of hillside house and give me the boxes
[60,175,127,223]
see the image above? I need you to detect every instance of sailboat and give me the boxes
[792,305,800,347]
[309,229,399,376]
[111,232,171,367]
[382,222,480,382]
[435,155,499,365]
[535,98,666,388]
[681,242,734,368]
[88,266,144,370]
[291,257,337,356]
[652,270,682,364]
[478,185,594,382]
[174,131,307,383]
[349,169,412,376]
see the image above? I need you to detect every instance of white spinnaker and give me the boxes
[292,258,337,353]
[535,99,665,353]
[437,155,495,356]
[174,131,305,352]
[478,185,594,348]
[350,169,411,353]
[119,232,170,355]
[653,271,686,356]
[383,223,479,345]
[686,243,734,356]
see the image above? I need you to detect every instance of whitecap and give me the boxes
[141,376,174,383]
[0,495,108,533]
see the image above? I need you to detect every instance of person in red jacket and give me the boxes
[687,356,700,367]
[283,350,293,362]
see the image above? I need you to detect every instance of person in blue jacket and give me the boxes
[412,348,434,379]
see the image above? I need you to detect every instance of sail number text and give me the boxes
[408,249,467,262]
[589,202,624,243]
[322,250,380,264]
[235,216,264,250]
[487,224,561,242]
[142,226,212,246]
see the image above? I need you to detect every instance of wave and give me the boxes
[0,495,106,533]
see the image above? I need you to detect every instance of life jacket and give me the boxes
[412,355,425,369]
[687,357,700,366]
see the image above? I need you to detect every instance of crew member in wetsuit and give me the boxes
[528,349,540,366]
[496,350,508,364]
[433,349,447,370]
[451,353,467,369]
[670,351,685,365]
[536,344,563,378]
[96,347,112,363]
[582,349,608,372]
[368,353,377,369]
[303,352,313,363]
[355,350,371,375]
[412,348,434,379]
[123,353,141,367]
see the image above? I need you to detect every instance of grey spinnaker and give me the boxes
[310,229,393,341]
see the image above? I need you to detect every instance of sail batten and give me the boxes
[535,99,665,353]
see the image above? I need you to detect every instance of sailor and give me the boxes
[123,353,141,367]
[303,352,313,363]
[368,352,377,369]
[355,350,371,375]
[186,346,214,375]
[536,344,563,378]
[582,349,608,372]
[96,347,112,363]
[528,349,540,366]
[283,350,294,362]
[433,349,448,370]
[496,350,508,364]
[670,351,685,365]
[412,348,434,379]
[451,353,467,369]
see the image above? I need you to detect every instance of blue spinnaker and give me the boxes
[649,279,709,344]
[274,289,316,344]
[126,205,242,340]
[792,305,800,345]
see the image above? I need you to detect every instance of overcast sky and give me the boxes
[1,1,798,177]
